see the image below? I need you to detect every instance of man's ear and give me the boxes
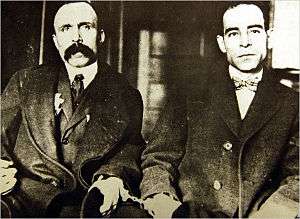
[266,28,274,49]
[52,34,59,49]
[216,35,226,53]
[99,29,105,43]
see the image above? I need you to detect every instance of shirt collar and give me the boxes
[64,61,98,89]
[229,65,263,82]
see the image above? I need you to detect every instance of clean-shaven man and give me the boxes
[140,2,299,218]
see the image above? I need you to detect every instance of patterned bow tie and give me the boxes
[231,76,260,92]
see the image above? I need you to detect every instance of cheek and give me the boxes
[82,32,97,45]
[224,41,240,55]
[56,35,72,48]
[226,47,240,60]
[254,42,267,57]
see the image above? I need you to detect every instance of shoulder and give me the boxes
[100,63,143,102]
[100,63,131,87]
[15,64,57,76]
[5,64,58,92]
[267,69,299,108]
[277,83,299,110]
[11,64,59,86]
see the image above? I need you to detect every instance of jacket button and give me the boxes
[213,180,222,190]
[62,138,69,145]
[50,180,60,188]
[223,141,233,151]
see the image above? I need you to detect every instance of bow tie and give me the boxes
[231,76,260,92]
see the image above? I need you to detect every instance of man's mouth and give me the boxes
[238,54,256,58]
[71,52,84,58]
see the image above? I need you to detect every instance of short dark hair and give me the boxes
[216,1,271,35]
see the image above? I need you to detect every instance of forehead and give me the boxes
[223,4,265,29]
[54,2,97,27]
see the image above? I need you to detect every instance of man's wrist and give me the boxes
[142,192,182,217]
[90,175,123,191]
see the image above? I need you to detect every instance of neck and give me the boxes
[229,65,263,76]
[229,65,263,81]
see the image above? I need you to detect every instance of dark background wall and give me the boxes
[1,1,270,91]
[1,1,271,137]
[1,1,42,91]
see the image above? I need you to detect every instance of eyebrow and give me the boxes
[78,22,96,28]
[248,24,264,29]
[59,24,71,29]
[224,24,264,34]
[224,27,238,35]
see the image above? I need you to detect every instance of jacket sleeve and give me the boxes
[1,71,23,160]
[140,93,188,200]
[250,112,299,218]
[91,88,146,196]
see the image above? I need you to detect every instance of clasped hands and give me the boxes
[1,159,180,218]
[90,175,142,216]
[90,176,181,217]
[142,193,182,218]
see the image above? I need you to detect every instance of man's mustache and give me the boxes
[64,43,95,61]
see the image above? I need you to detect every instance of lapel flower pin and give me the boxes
[54,93,64,115]
[86,114,90,123]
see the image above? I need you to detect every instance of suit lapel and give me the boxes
[67,63,130,166]
[57,67,73,124]
[62,63,108,135]
[22,62,130,164]
[240,70,281,142]
[62,63,129,156]
[23,66,60,160]
[212,68,242,137]
[62,88,91,138]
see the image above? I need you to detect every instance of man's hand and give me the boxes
[89,175,125,216]
[0,159,17,195]
[143,193,182,218]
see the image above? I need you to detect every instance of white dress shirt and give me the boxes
[65,61,98,89]
[229,65,263,120]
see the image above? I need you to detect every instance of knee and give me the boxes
[1,195,30,218]
[1,199,12,218]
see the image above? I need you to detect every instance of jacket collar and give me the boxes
[211,64,281,141]
[62,62,115,134]
[57,67,73,123]
[23,62,129,162]
[211,64,242,137]
[239,67,280,142]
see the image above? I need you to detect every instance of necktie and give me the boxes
[231,76,260,92]
[71,74,84,108]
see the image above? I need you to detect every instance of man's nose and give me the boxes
[240,33,251,47]
[72,28,83,44]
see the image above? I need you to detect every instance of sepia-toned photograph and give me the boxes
[1,0,299,218]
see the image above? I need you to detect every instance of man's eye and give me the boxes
[250,29,261,34]
[83,25,91,30]
[228,32,239,37]
[61,26,70,32]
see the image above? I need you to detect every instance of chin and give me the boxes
[68,58,90,68]
[236,61,261,73]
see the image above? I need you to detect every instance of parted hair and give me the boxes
[215,1,271,35]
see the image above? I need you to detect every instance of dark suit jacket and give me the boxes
[140,64,299,217]
[1,62,145,217]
